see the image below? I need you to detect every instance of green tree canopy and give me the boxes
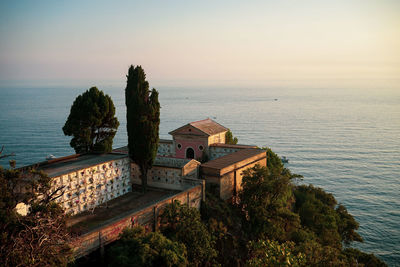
[125,65,160,192]
[336,204,363,244]
[160,200,217,266]
[239,164,300,240]
[343,248,387,267]
[265,147,284,176]
[247,239,306,267]
[294,185,363,248]
[108,226,188,267]
[0,163,72,267]
[225,130,238,145]
[63,87,119,154]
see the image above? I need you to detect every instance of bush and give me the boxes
[108,226,188,267]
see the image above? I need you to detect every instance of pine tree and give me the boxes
[63,87,119,154]
[125,65,160,192]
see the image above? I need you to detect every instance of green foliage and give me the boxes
[263,147,303,180]
[235,151,378,266]
[295,186,341,248]
[99,146,384,266]
[201,192,246,265]
[225,130,238,145]
[239,164,300,240]
[0,162,72,267]
[201,192,237,228]
[294,239,347,266]
[160,200,217,266]
[125,65,160,192]
[264,147,284,175]
[0,166,24,223]
[336,204,363,244]
[343,248,387,267]
[63,87,119,154]
[294,185,363,248]
[247,239,306,267]
[108,226,188,267]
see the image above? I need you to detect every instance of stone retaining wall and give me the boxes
[72,183,205,258]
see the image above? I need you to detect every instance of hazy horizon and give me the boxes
[1,0,399,89]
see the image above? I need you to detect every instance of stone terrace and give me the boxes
[67,187,178,234]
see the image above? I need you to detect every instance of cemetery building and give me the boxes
[19,118,267,256]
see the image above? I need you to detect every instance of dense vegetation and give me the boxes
[0,162,73,266]
[63,87,119,154]
[97,148,386,266]
[225,130,238,145]
[108,226,188,267]
[125,65,160,192]
[2,146,384,266]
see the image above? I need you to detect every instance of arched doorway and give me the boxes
[186,147,195,159]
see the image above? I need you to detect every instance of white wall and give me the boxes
[50,157,131,215]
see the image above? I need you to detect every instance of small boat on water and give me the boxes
[46,154,56,160]
[281,156,289,163]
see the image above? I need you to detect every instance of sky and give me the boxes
[0,0,399,89]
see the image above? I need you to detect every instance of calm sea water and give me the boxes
[0,86,399,265]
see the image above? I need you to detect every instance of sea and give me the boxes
[0,85,399,266]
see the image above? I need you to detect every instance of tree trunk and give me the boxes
[140,165,147,193]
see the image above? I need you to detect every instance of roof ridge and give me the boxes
[208,119,228,130]
[201,148,266,170]
[190,118,228,131]
[189,118,211,125]
[170,118,228,136]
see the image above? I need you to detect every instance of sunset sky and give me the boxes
[0,0,399,88]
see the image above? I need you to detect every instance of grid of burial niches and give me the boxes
[131,164,183,186]
[157,142,174,156]
[209,147,241,160]
[50,158,131,215]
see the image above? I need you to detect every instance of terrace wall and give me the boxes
[130,159,201,191]
[72,184,205,258]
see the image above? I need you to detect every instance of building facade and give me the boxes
[168,118,229,160]
[38,154,131,215]
[21,118,267,216]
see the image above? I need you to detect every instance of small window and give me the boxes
[199,145,204,151]
[188,129,191,132]
[177,143,182,149]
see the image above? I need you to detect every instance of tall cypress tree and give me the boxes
[125,65,160,192]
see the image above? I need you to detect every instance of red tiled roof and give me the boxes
[190,118,228,135]
[201,148,266,170]
[169,118,228,136]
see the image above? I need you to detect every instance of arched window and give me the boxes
[186,147,195,159]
